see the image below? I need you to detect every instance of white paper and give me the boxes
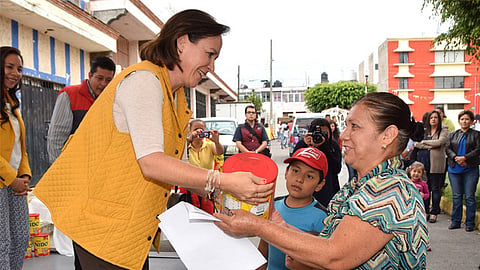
[158,202,266,270]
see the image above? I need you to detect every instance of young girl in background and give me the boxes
[406,161,431,251]
[407,161,430,209]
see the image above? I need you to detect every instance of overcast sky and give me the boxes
[142,0,444,89]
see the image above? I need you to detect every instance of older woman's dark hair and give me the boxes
[140,9,230,72]
[353,92,414,153]
[1,46,23,125]
[458,110,474,121]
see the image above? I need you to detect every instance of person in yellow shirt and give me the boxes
[435,105,455,133]
[182,119,224,213]
[265,123,274,140]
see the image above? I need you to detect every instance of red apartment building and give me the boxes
[360,37,480,124]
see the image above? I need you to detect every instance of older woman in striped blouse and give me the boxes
[216,92,429,270]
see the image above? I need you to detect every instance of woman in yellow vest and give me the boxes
[0,46,32,270]
[34,9,273,270]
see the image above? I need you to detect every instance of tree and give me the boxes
[245,93,263,113]
[423,1,480,62]
[304,81,376,112]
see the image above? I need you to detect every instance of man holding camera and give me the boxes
[233,105,270,157]
[292,118,342,208]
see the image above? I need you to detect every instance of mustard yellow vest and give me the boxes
[34,61,192,269]
[0,93,31,188]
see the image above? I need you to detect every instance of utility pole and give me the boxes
[237,65,240,100]
[269,39,273,125]
[364,74,369,94]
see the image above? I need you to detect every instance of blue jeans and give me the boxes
[448,167,479,227]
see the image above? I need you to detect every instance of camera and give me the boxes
[307,126,328,144]
[198,131,212,138]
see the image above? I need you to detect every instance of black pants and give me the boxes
[73,242,149,270]
[426,172,444,215]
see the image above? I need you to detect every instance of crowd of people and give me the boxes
[1,7,479,270]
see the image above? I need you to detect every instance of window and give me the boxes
[195,91,206,118]
[210,97,216,117]
[261,92,270,102]
[184,87,191,109]
[273,92,281,102]
[399,52,409,64]
[434,77,464,89]
[448,104,464,110]
[294,91,299,102]
[435,50,465,63]
[399,78,408,89]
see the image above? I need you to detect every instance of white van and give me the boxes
[288,113,326,156]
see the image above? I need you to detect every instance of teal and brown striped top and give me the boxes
[321,156,428,269]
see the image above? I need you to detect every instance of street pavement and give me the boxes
[22,139,479,269]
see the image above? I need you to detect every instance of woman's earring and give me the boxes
[178,48,183,54]
[382,145,387,150]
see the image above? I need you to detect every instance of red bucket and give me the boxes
[221,152,278,219]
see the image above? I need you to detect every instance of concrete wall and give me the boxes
[1,17,91,85]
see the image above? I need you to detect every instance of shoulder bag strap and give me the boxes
[244,123,263,142]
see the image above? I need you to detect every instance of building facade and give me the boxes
[360,37,480,125]
[238,85,310,126]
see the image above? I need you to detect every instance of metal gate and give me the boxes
[20,76,63,186]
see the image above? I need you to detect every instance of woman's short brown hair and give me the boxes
[458,110,474,121]
[140,9,230,71]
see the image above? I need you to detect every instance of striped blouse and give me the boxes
[320,156,429,269]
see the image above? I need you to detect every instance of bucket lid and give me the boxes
[29,213,39,217]
[223,152,278,184]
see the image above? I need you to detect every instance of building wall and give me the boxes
[368,53,375,83]
[1,17,92,85]
[403,39,435,120]
[0,16,11,49]
[465,55,480,112]
[377,40,388,92]
[381,38,480,123]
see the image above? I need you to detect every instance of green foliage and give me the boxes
[304,81,376,112]
[423,0,480,62]
[245,93,263,112]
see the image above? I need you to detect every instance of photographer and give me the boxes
[181,119,224,213]
[293,118,342,207]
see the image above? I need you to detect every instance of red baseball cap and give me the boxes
[284,147,328,176]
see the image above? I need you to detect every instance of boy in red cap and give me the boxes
[258,147,328,270]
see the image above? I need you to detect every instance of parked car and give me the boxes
[288,113,326,156]
[200,117,239,159]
